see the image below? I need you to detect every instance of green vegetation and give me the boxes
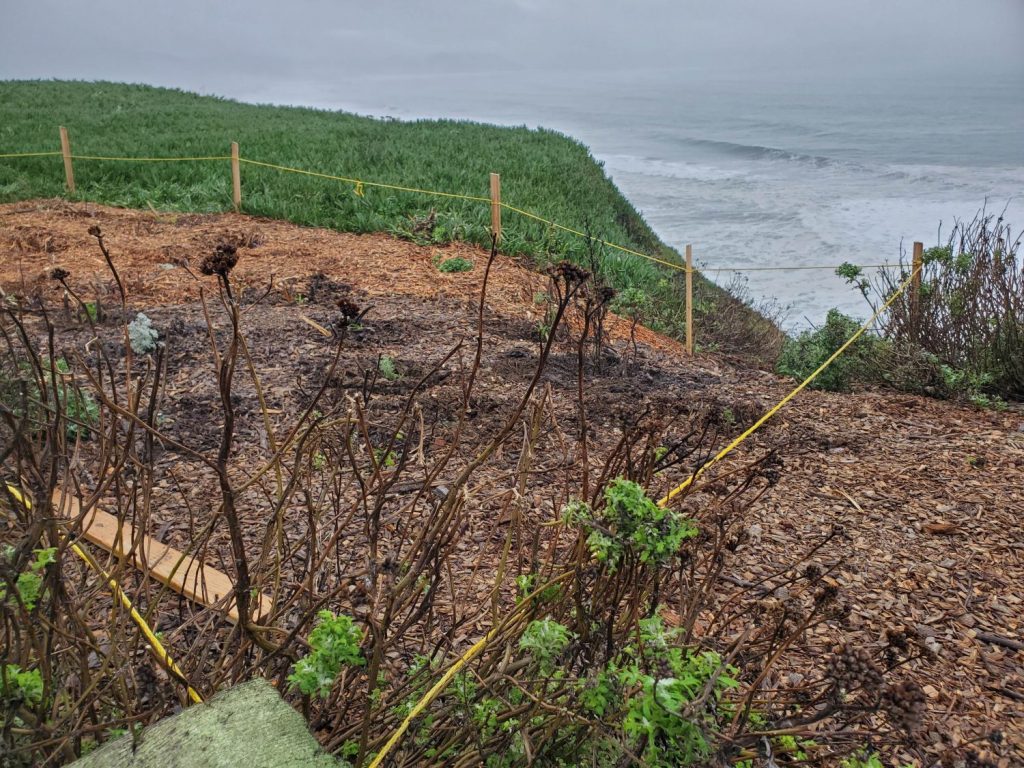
[0,546,56,612]
[376,354,399,382]
[563,478,698,569]
[287,610,364,699]
[785,213,1022,403]
[775,309,876,392]
[0,357,100,439]
[775,308,1011,404]
[436,255,474,273]
[0,664,44,708]
[0,80,774,356]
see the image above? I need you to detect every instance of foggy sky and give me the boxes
[2,1,1022,102]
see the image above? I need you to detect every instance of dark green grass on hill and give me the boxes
[0,80,778,357]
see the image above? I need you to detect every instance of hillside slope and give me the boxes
[0,80,781,359]
[2,200,1021,764]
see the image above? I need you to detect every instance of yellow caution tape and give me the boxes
[4,484,202,704]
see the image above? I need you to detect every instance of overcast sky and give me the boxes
[2,1,1022,103]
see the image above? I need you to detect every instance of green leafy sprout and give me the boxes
[563,478,698,570]
[1,546,56,611]
[378,355,400,382]
[288,610,364,699]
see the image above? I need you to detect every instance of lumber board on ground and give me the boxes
[54,489,273,623]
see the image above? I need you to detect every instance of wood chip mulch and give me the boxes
[1,200,1020,765]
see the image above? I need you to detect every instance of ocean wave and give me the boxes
[601,153,747,182]
[674,136,841,168]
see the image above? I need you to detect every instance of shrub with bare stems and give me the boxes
[1,231,937,767]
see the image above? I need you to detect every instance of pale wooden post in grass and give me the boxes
[59,126,75,193]
[910,240,924,342]
[490,172,501,243]
[231,142,241,212]
[685,244,694,356]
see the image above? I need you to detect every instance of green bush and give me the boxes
[840,213,1023,401]
[562,478,697,570]
[775,309,879,392]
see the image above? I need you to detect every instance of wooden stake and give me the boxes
[231,142,241,212]
[910,241,923,341]
[59,126,75,194]
[685,244,694,356]
[490,172,501,243]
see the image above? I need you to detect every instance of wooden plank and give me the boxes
[54,490,272,623]
[59,126,75,193]
[489,172,501,242]
[685,244,694,356]
[231,141,241,212]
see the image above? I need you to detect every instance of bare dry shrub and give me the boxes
[1,233,927,767]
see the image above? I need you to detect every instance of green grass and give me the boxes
[0,80,771,351]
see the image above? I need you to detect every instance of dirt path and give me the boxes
[2,200,1021,765]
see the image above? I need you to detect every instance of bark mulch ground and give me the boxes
[1,200,1021,766]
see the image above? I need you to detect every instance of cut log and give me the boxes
[55,490,272,623]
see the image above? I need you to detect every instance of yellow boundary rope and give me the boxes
[4,484,203,704]
[371,265,921,766]
[238,157,493,203]
[73,154,230,162]
[707,263,898,272]
[0,151,63,158]
[657,263,921,507]
[0,148,904,275]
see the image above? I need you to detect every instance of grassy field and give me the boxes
[0,80,778,355]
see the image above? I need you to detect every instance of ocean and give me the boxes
[228,69,1024,328]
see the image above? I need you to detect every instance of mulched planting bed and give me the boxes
[2,200,1021,765]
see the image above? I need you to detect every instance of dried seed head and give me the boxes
[814,583,839,607]
[803,564,822,583]
[87,225,102,238]
[881,680,926,733]
[49,267,70,282]
[826,644,883,692]
[885,627,910,651]
[598,285,617,304]
[200,243,239,276]
[552,261,590,285]
[336,297,362,325]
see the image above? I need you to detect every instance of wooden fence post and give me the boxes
[59,126,75,194]
[231,142,241,212]
[490,172,501,243]
[685,244,694,356]
[910,240,923,341]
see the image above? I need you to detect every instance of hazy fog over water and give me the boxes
[3,1,1022,325]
